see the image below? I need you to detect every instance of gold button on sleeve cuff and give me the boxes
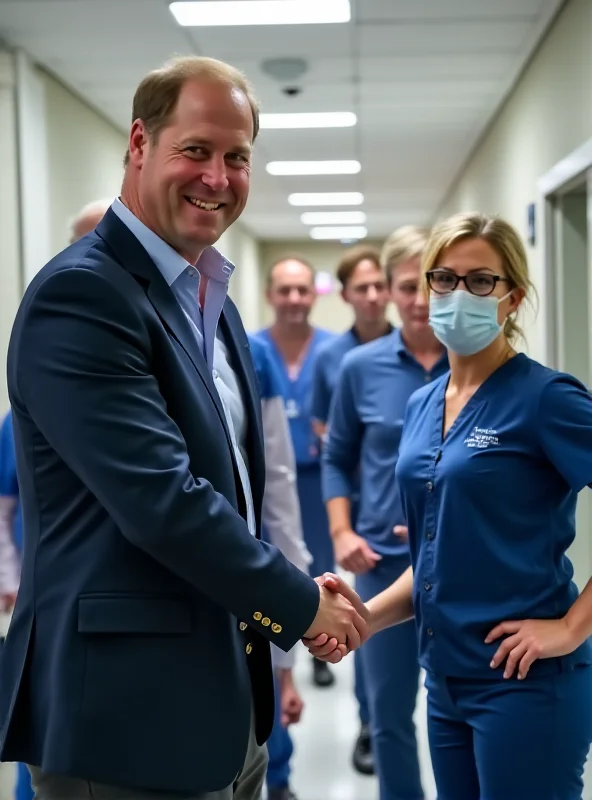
[262,617,271,627]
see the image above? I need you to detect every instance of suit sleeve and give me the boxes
[14,266,319,652]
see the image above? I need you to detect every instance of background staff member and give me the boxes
[311,244,392,776]
[322,226,447,800]
[255,256,336,689]
[249,334,312,800]
[0,410,32,800]
[327,212,592,800]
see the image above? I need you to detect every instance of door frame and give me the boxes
[537,138,592,369]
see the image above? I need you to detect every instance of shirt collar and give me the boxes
[349,322,393,345]
[391,328,408,357]
[111,198,235,287]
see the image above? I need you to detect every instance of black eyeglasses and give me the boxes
[426,270,510,297]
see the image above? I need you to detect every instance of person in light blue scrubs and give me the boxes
[254,255,335,688]
[323,226,448,800]
[311,245,392,776]
[0,411,34,800]
[331,212,592,800]
[249,335,311,800]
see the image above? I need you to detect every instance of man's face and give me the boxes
[342,259,389,324]
[128,79,253,263]
[266,260,316,326]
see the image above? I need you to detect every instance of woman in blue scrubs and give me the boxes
[322,226,448,800]
[310,212,592,800]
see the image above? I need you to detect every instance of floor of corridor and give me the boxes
[287,646,436,800]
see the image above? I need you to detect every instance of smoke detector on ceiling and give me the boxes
[261,57,308,82]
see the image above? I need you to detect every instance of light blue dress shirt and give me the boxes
[111,198,256,537]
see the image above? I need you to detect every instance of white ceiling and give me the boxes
[0,0,564,240]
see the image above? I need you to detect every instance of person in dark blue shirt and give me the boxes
[311,244,392,776]
[316,212,592,800]
[322,226,447,800]
[311,244,392,438]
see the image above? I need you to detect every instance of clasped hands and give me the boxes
[301,573,369,664]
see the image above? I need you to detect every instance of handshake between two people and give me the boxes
[301,573,370,664]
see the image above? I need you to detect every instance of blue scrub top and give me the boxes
[0,410,23,552]
[311,325,393,424]
[397,353,592,679]
[322,329,448,557]
[248,335,283,402]
[254,327,335,467]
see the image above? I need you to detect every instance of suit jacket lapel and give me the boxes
[95,209,234,452]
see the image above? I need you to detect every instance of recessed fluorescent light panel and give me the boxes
[301,211,366,225]
[288,192,364,206]
[259,112,357,129]
[267,160,360,176]
[310,226,368,240]
[170,0,351,26]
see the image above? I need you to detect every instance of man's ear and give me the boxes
[128,120,149,167]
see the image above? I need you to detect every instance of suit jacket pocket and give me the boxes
[77,594,192,635]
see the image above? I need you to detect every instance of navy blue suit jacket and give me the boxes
[0,210,319,794]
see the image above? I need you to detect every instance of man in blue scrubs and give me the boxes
[322,226,448,800]
[0,410,33,800]
[249,335,311,800]
[311,245,391,776]
[255,256,335,688]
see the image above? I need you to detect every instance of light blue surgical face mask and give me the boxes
[428,289,512,356]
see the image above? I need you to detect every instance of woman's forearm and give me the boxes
[564,577,592,646]
[366,565,414,635]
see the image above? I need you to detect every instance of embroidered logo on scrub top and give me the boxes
[464,426,499,449]
[285,399,300,419]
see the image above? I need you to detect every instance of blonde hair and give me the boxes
[422,212,535,344]
[123,56,259,166]
[380,225,430,284]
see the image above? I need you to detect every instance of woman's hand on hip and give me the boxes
[485,617,579,680]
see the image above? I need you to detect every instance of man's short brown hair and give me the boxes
[123,56,260,166]
[335,245,381,288]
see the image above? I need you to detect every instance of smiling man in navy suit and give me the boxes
[0,56,368,800]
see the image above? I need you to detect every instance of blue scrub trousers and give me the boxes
[426,664,592,800]
[266,676,294,790]
[296,463,334,578]
[356,555,423,800]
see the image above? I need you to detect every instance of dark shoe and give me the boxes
[312,656,335,687]
[268,787,298,800]
[352,723,375,775]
